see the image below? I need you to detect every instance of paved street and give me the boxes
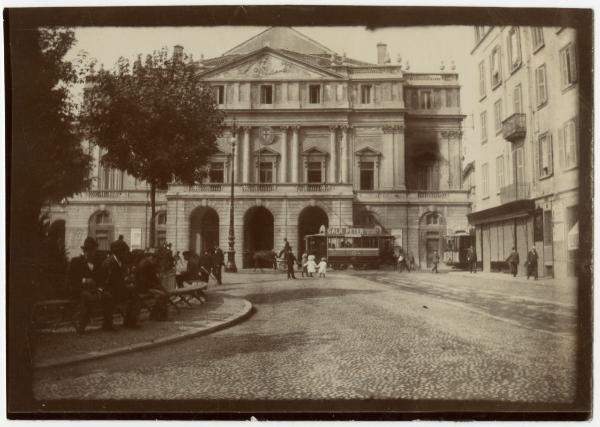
[34,269,577,402]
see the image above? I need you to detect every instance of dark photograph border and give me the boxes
[5,4,593,421]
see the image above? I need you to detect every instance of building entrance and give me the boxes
[298,206,329,257]
[426,238,439,268]
[243,206,274,268]
[189,207,219,255]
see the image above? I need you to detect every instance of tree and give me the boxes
[9,27,92,409]
[80,47,225,246]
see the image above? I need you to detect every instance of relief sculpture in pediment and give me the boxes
[221,55,318,79]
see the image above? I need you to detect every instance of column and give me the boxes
[242,127,251,183]
[439,130,450,190]
[340,125,349,183]
[232,129,239,183]
[328,126,337,183]
[382,126,395,189]
[395,126,406,190]
[280,127,288,183]
[291,126,300,183]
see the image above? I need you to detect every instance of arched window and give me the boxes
[89,211,113,251]
[155,211,167,247]
[426,213,442,225]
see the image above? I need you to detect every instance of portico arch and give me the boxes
[189,206,219,255]
[418,210,447,268]
[243,206,274,268]
[297,205,329,257]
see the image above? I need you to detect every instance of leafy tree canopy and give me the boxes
[80,47,225,188]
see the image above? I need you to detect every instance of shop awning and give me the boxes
[467,199,535,225]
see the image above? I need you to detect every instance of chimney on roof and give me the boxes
[173,45,184,62]
[377,42,388,65]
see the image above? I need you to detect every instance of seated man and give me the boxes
[101,240,140,330]
[67,236,105,334]
[135,251,169,321]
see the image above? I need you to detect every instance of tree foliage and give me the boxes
[80,47,225,244]
[9,27,92,409]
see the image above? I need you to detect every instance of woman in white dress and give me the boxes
[307,254,317,277]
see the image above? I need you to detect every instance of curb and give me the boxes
[34,296,253,370]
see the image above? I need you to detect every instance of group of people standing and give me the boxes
[175,246,224,288]
[279,238,327,280]
[506,246,539,280]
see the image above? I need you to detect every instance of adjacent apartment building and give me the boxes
[47,27,470,269]
[467,26,579,279]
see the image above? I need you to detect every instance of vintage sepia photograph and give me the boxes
[5,5,593,420]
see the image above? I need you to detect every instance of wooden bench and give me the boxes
[167,282,208,313]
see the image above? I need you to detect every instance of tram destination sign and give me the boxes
[326,226,382,236]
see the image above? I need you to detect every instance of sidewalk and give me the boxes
[33,290,252,369]
[447,269,577,287]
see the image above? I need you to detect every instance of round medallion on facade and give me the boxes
[259,126,275,145]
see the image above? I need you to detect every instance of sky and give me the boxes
[66,25,477,143]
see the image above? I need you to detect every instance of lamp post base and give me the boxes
[225,250,237,273]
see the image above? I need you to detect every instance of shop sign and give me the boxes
[130,228,142,248]
[327,226,381,236]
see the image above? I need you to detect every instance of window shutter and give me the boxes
[570,44,578,83]
[558,127,565,170]
[548,133,554,174]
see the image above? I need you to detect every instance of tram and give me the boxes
[443,230,473,269]
[304,227,395,270]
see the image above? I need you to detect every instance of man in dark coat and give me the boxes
[135,252,169,321]
[199,250,213,283]
[278,238,291,258]
[467,246,478,274]
[67,237,104,334]
[284,249,297,279]
[431,250,440,273]
[102,240,140,330]
[212,246,224,285]
[507,247,520,277]
[527,246,539,280]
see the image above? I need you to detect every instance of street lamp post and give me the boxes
[225,118,238,273]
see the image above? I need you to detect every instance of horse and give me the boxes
[252,249,278,272]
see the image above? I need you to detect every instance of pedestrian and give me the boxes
[431,250,440,274]
[102,239,140,330]
[199,249,213,283]
[278,238,291,258]
[301,253,308,278]
[213,245,224,285]
[318,257,328,278]
[506,247,520,277]
[408,251,416,271]
[67,237,104,334]
[527,246,539,280]
[135,252,169,321]
[284,249,297,279]
[174,251,187,288]
[307,254,317,277]
[467,246,477,274]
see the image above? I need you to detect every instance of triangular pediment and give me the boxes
[224,27,334,56]
[202,49,342,81]
[254,146,280,157]
[302,146,328,156]
[355,146,382,157]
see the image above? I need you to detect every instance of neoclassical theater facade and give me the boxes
[49,27,470,268]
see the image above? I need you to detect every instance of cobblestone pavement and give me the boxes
[34,270,577,403]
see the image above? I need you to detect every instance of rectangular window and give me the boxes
[480,111,488,143]
[359,161,375,190]
[361,85,372,104]
[496,155,504,192]
[531,27,544,52]
[419,90,432,109]
[513,84,522,114]
[513,147,524,186]
[307,161,322,183]
[560,43,577,88]
[507,27,522,71]
[490,46,502,88]
[213,85,225,105]
[482,163,489,197]
[478,61,486,99]
[564,119,578,168]
[538,132,553,178]
[543,210,553,245]
[209,162,224,183]
[309,84,321,104]
[259,162,273,183]
[535,64,548,107]
[260,85,273,104]
[494,99,503,133]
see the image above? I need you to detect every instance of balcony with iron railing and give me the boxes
[169,183,354,197]
[354,189,470,203]
[70,189,167,203]
[500,183,531,204]
[502,113,527,143]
